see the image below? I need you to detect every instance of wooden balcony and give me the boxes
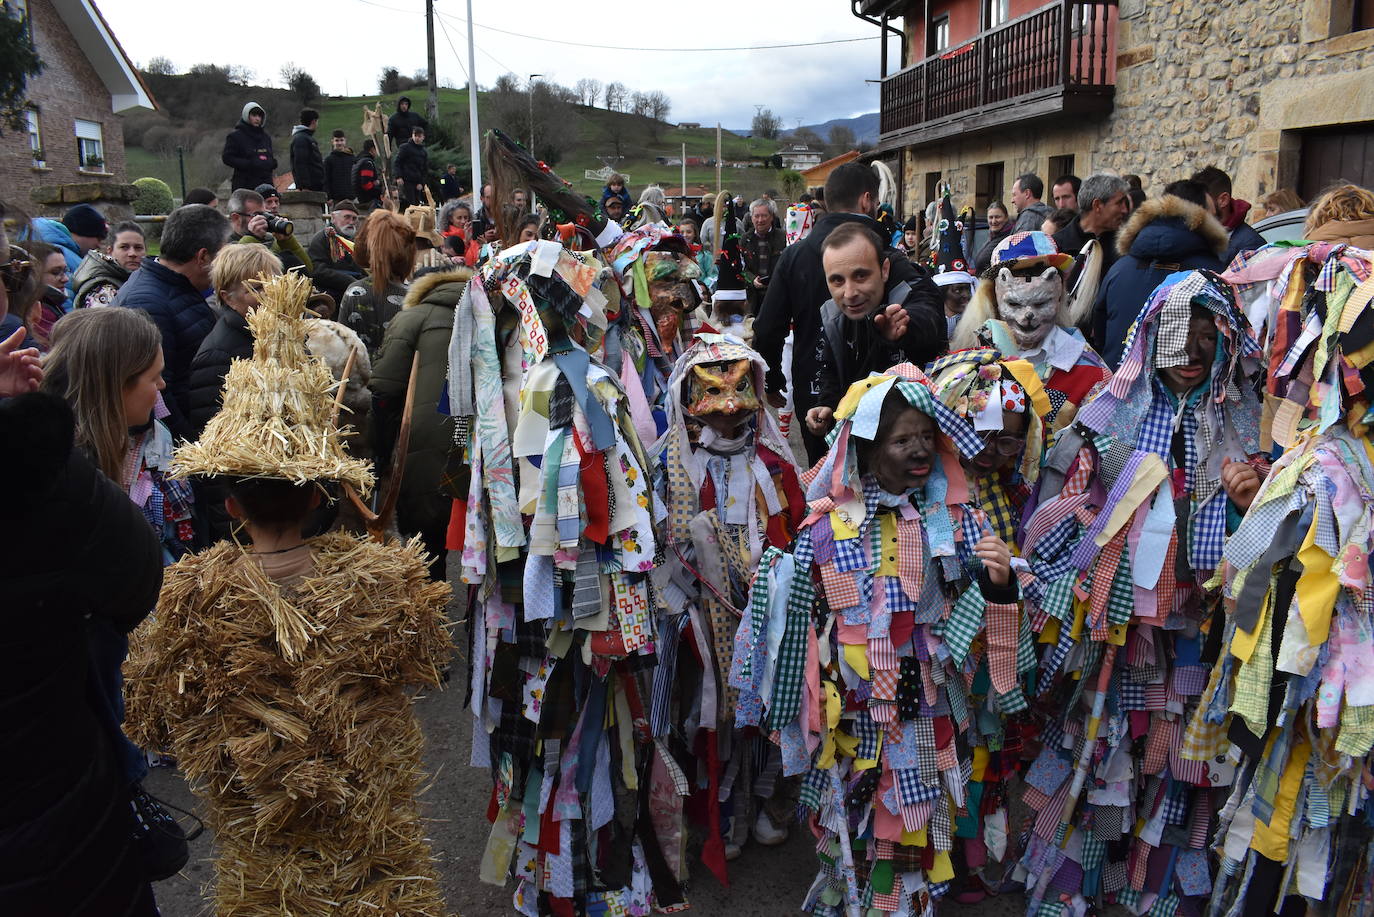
[878,0,1118,149]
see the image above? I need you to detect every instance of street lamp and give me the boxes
[528,73,543,155]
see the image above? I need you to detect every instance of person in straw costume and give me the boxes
[123,271,453,917]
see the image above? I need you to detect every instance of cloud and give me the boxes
[98,0,882,127]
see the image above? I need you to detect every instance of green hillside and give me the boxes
[125,78,785,203]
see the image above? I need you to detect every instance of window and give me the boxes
[986,0,1010,28]
[1048,154,1075,182]
[975,161,1005,212]
[1357,0,1374,30]
[26,108,42,167]
[5,0,32,41]
[924,172,943,211]
[75,119,105,171]
[929,14,950,54]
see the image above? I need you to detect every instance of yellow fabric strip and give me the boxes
[1250,738,1311,862]
[1296,510,1339,647]
[1003,359,1052,419]
[929,849,955,883]
[1094,454,1168,549]
[877,514,899,577]
[843,642,871,682]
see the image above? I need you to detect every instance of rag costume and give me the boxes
[1014,270,1264,915]
[123,272,452,917]
[735,364,1025,916]
[1179,242,1374,915]
[652,334,806,875]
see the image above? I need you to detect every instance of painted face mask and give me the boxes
[994,266,1063,352]
[686,359,759,418]
[644,251,700,345]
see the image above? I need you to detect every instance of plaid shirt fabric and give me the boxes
[766,533,814,731]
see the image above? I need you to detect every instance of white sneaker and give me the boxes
[724,841,742,861]
[752,811,788,846]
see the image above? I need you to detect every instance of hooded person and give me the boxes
[1015,270,1266,916]
[386,95,429,151]
[652,334,806,872]
[735,363,1023,917]
[1177,242,1374,917]
[221,101,276,192]
[121,272,451,917]
[952,231,1110,434]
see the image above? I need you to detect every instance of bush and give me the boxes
[132,177,174,215]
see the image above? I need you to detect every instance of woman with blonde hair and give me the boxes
[340,209,416,356]
[1304,183,1374,247]
[40,305,197,882]
[188,243,283,435]
[1261,187,1304,218]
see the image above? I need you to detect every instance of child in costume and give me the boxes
[1014,270,1265,916]
[653,333,806,874]
[1179,242,1374,915]
[123,272,452,917]
[951,231,1110,434]
[735,363,1022,916]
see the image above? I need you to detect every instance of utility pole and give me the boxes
[528,73,543,153]
[425,0,439,121]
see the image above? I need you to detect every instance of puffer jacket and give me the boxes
[369,267,470,541]
[112,259,216,439]
[289,125,324,192]
[186,307,252,436]
[1095,195,1228,367]
[323,149,356,202]
[221,101,277,191]
[71,250,130,309]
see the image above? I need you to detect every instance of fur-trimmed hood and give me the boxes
[1116,195,1228,259]
[402,266,474,309]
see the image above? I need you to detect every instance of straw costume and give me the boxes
[1013,270,1263,915]
[734,363,1026,916]
[951,232,1110,435]
[1178,243,1374,914]
[123,272,453,917]
[652,333,805,875]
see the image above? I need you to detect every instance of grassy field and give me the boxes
[125,83,786,204]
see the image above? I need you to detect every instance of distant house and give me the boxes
[780,144,824,170]
[803,150,862,189]
[0,0,155,193]
[678,121,702,129]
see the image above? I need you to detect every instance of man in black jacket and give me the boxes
[221,101,276,191]
[352,139,385,209]
[307,200,363,303]
[438,164,462,202]
[322,130,355,204]
[394,126,429,208]
[387,96,429,150]
[289,109,325,193]
[755,161,945,462]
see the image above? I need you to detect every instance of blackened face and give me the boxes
[966,409,1027,477]
[872,407,936,494]
[1159,313,1218,394]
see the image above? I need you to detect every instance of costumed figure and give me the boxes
[123,272,453,916]
[1014,270,1265,916]
[788,201,817,247]
[951,231,1110,434]
[450,137,681,912]
[652,333,806,876]
[1178,242,1374,916]
[710,227,753,343]
[929,189,978,342]
[734,363,1023,916]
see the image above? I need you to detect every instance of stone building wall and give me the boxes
[0,0,130,200]
[897,0,1374,211]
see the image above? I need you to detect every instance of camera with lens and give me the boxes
[264,215,293,236]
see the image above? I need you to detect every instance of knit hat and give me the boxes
[988,231,1074,275]
[255,183,280,201]
[62,204,107,240]
[171,272,374,493]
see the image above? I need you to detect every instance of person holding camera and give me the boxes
[226,188,313,275]
[741,197,785,313]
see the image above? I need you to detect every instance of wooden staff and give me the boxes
[1059,642,1120,832]
[340,351,420,542]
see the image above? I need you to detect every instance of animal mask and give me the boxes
[994,266,1063,352]
[686,359,760,418]
[645,251,701,345]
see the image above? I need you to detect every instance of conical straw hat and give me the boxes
[171,271,374,494]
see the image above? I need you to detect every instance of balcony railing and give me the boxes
[880,0,1117,145]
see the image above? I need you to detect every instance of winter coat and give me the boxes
[739,223,786,312]
[1220,197,1265,263]
[113,259,216,440]
[1095,195,1228,368]
[393,140,428,188]
[973,226,1013,275]
[601,184,632,211]
[71,250,130,309]
[307,227,363,302]
[289,125,325,192]
[368,267,469,539]
[221,102,277,191]
[813,277,938,409]
[1308,217,1374,249]
[0,392,162,917]
[1013,200,1052,233]
[438,172,462,201]
[351,154,383,205]
[386,100,429,150]
[754,211,946,416]
[29,218,82,305]
[187,307,252,437]
[341,279,409,358]
[323,149,356,203]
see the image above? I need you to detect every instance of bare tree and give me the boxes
[143,56,175,76]
[827,124,857,152]
[629,92,649,118]
[280,63,320,105]
[646,91,671,122]
[751,107,782,140]
[604,81,626,112]
[574,78,599,107]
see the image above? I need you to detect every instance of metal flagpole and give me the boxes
[466,0,482,203]
[681,142,686,216]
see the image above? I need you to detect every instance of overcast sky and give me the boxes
[97,0,888,128]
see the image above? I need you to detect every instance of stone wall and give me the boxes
[896,0,1374,211]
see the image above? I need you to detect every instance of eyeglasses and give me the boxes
[977,431,1024,457]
